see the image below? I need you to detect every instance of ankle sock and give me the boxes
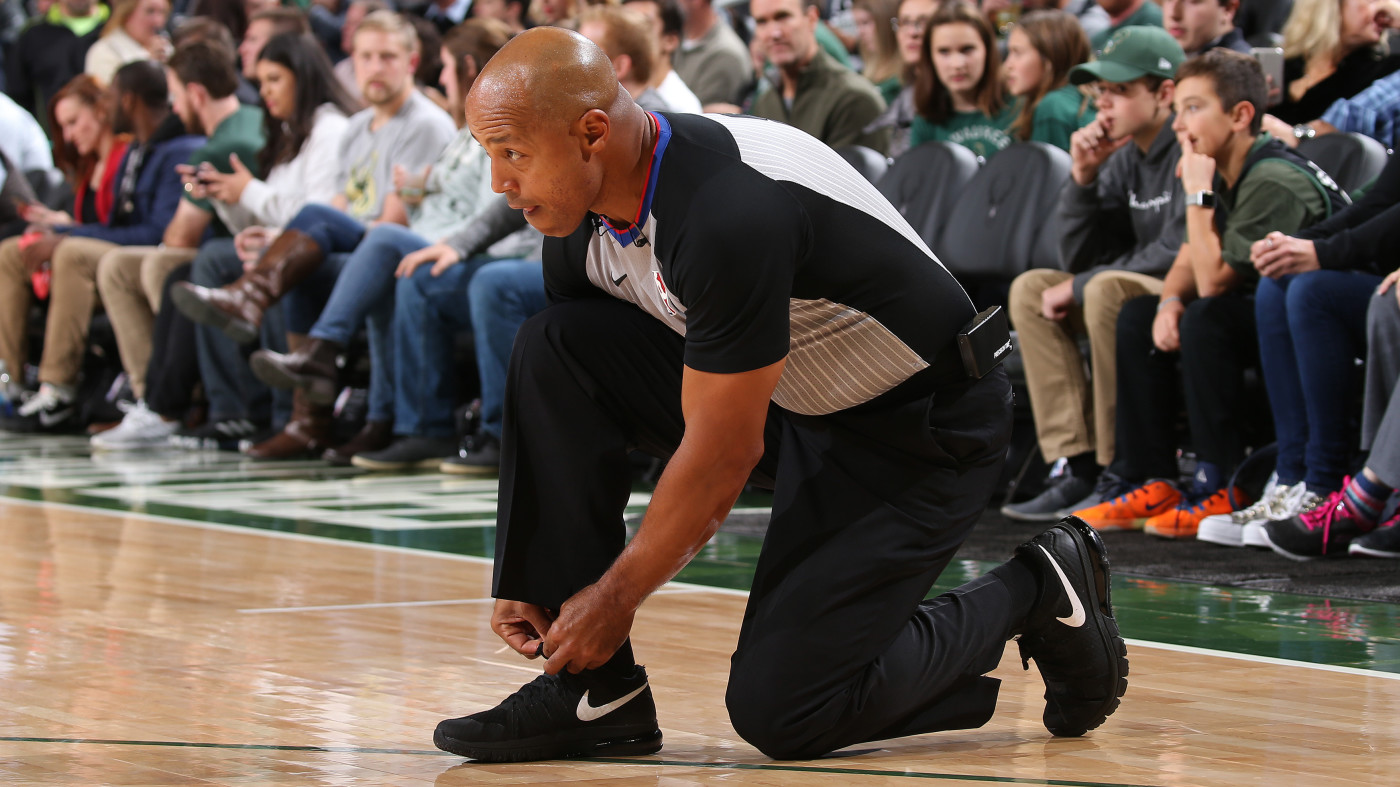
[995,557,1040,631]
[1066,452,1100,482]
[1343,473,1393,528]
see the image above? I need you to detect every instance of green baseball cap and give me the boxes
[1070,26,1186,86]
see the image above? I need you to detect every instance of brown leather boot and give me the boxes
[170,230,324,344]
[242,388,332,460]
[322,419,394,466]
[250,337,342,405]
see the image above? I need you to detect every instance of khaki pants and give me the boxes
[1008,268,1163,466]
[0,235,117,387]
[96,246,198,400]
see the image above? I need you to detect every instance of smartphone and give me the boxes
[1252,46,1285,107]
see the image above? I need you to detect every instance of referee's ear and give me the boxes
[577,108,612,152]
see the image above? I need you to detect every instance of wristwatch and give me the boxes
[1187,190,1216,208]
[1293,123,1317,140]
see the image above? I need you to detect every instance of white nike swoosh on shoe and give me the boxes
[576,683,647,722]
[1037,545,1087,628]
[38,407,73,428]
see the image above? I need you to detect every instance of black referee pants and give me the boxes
[492,299,1026,760]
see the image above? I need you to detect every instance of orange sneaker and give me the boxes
[1071,479,1182,531]
[1144,487,1249,540]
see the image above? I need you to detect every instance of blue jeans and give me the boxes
[284,203,365,255]
[286,223,431,423]
[190,238,290,426]
[468,260,547,440]
[1256,270,1381,492]
[391,255,500,436]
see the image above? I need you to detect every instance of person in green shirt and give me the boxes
[908,0,1014,160]
[1092,0,1165,52]
[1003,9,1097,151]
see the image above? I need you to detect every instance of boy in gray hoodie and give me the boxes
[1005,26,1187,521]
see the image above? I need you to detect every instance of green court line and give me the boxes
[0,737,1163,786]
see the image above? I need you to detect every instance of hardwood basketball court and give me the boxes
[2,438,1399,785]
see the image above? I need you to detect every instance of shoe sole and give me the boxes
[433,726,662,763]
[1079,518,1146,532]
[170,286,259,345]
[439,461,499,475]
[1042,516,1130,737]
[1000,504,1068,523]
[1349,544,1400,558]
[1144,523,1200,540]
[249,355,338,405]
[1260,528,1351,562]
[1195,525,1246,547]
[351,455,447,471]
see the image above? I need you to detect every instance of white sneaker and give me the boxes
[1198,475,1292,547]
[1242,487,1320,548]
[91,401,179,450]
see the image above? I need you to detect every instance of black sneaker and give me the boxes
[1002,470,1096,522]
[170,418,264,451]
[1014,516,1129,737]
[351,435,457,470]
[0,383,77,433]
[434,665,662,762]
[1349,511,1400,558]
[440,433,501,475]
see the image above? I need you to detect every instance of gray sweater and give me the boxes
[1058,119,1184,303]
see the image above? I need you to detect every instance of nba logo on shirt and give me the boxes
[654,271,676,316]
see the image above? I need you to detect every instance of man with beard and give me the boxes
[0,61,202,432]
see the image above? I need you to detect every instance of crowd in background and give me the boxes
[0,0,1398,565]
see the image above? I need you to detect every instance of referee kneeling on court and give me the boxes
[433,26,1129,763]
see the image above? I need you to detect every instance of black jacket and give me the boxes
[5,15,101,130]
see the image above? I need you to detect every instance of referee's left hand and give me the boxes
[540,581,636,675]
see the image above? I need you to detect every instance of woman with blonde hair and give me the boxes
[1002,9,1094,150]
[85,0,171,84]
[1272,0,1400,125]
[853,0,903,103]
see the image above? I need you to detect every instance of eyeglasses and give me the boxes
[890,15,931,33]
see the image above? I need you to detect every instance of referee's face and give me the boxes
[471,112,604,237]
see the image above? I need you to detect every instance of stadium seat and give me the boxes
[875,141,980,250]
[835,144,890,184]
[1297,132,1389,195]
[934,142,1071,307]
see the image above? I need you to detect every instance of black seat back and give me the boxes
[1297,132,1389,195]
[835,144,890,184]
[875,141,980,249]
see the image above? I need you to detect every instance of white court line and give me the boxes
[8,495,1400,681]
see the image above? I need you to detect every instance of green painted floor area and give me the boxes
[5,436,1400,676]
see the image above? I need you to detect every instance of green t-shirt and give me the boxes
[184,105,266,214]
[1030,84,1096,151]
[1090,2,1164,52]
[1187,135,1331,284]
[876,75,903,107]
[908,102,1018,161]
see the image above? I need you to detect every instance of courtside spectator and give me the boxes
[1092,0,1164,52]
[238,7,311,85]
[864,0,936,157]
[440,17,512,127]
[623,0,705,113]
[852,0,902,104]
[673,0,753,107]
[1273,0,1400,126]
[1005,26,1186,522]
[1074,49,1346,539]
[334,0,389,102]
[7,0,108,133]
[909,1,1013,160]
[85,0,171,85]
[1162,0,1250,57]
[1265,66,1400,149]
[580,4,676,111]
[1003,10,1095,151]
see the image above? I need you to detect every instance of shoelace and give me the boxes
[1231,483,1291,524]
[1298,487,1351,554]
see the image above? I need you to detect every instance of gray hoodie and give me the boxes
[1058,118,1184,303]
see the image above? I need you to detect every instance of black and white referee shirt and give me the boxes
[544,112,976,416]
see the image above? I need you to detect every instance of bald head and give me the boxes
[468,26,624,133]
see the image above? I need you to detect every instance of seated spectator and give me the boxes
[440,18,512,128]
[863,0,937,157]
[1162,0,1251,59]
[0,73,192,433]
[247,19,526,470]
[1264,278,1400,558]
[1264,67,1400,149]
[1198,149,1398,547]
[1272,0,1400,126]
[579,5,675,112]
[908,1,1014,161]
[7,0,108,133]
[84,0,171,85]
[472,0,530,36]
[334,0,388,103]
[0,90,58,222]
[1003,10,1095,151]
[748,0,888,151]
[673,0,754,108]
[92,38,356,449]
[850,0,902,104]
[623,0,705,113]
[169,15,260,106]
[172,10,457,461]
[1004,26,1186,522]
[1092,0,1165,52]
[1072,49,1347,539]
[238,7,311,89]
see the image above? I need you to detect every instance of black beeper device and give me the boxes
[957,306,1013,380]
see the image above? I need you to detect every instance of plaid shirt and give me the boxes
[1321,71,1400,149]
